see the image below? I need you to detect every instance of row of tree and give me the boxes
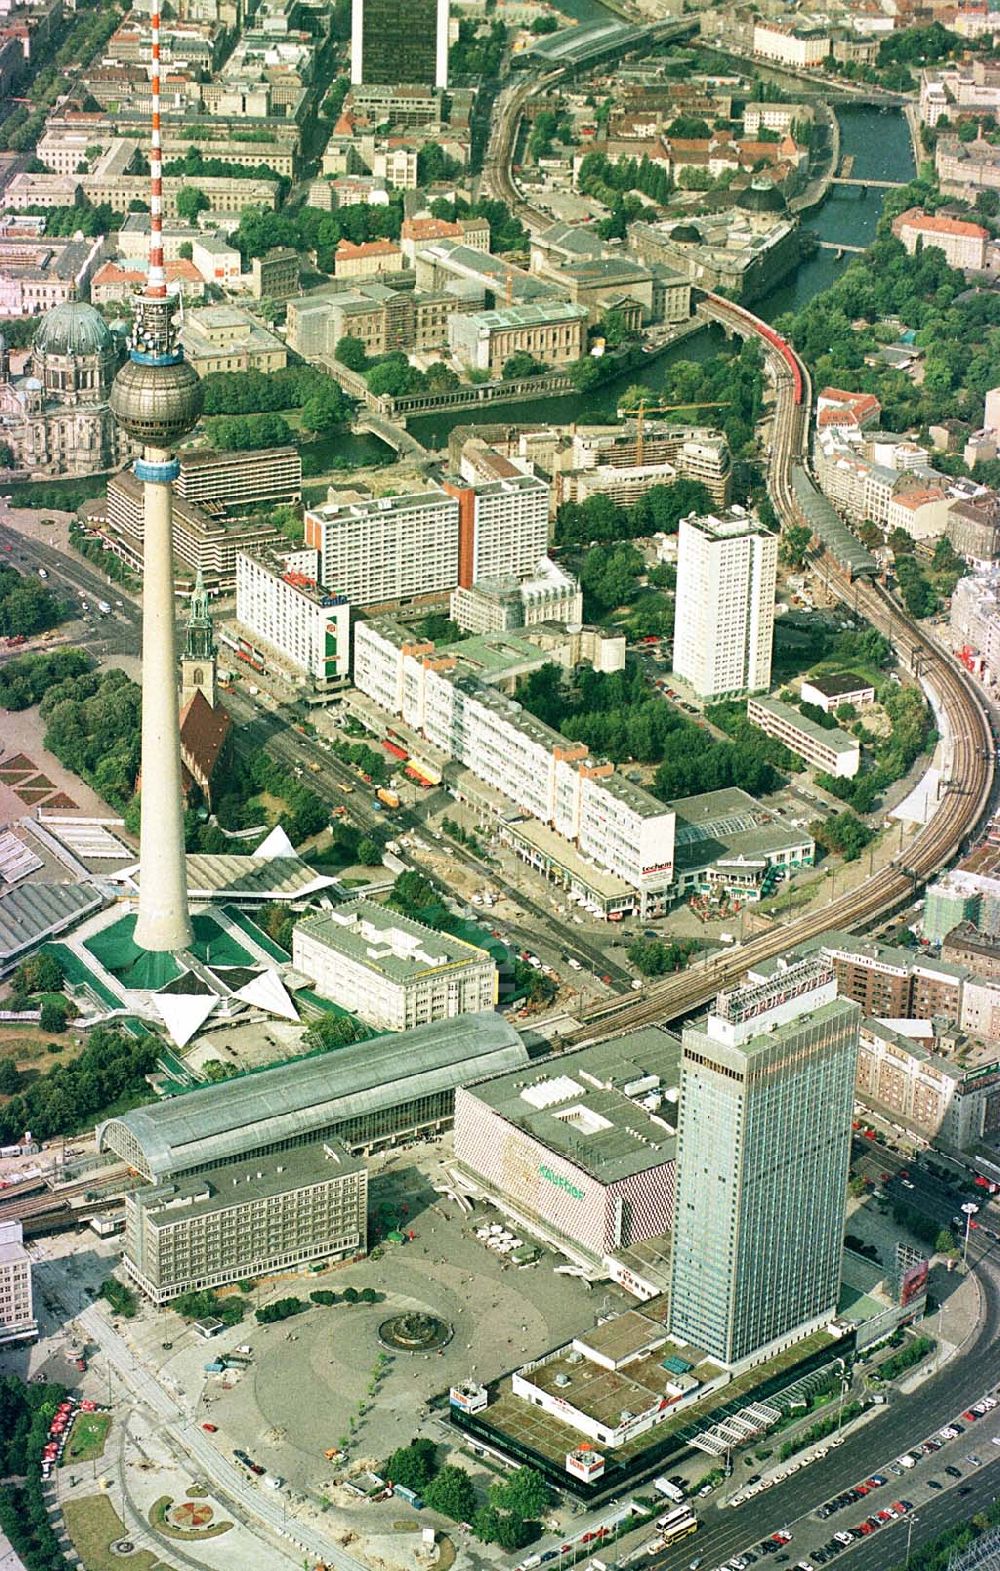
[555,479,713,548]
[0,565,68,640]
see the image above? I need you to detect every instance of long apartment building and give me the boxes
[235,548,350,694]
[817,931,968,1021]
[856,1017,1000,1151]
[304,474,550,609]
[353,618,676,916]
[292,899,498,1031]
[746,695,860,779]
[673,509,777,699]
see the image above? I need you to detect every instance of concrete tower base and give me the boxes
[134,447,193,954]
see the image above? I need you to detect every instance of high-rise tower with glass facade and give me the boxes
[669,957,860,1368]
[351,0,449,86]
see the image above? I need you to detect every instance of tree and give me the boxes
[424,1465,477,1521]
[599,307,634,348]
[780,523,812,568]
[366,358,424,398]
[384,1439,437,1492]
[39,1000,68,1034]
[0,1062,19,1095]
[175,185,210,223]
[490,1467,552,1520]
[336,335,369,372]
[935,1227,958,1256]
[501,351,543,381]
[305,1013,369,1051]
[300,383,350,434]
[356,835,383,866]
[13,953,64,996]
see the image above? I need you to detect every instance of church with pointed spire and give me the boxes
[181,568,217,710]
[178,573,232,809]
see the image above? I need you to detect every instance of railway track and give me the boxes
[0,1163,130,1223]
[567,300,995,1041]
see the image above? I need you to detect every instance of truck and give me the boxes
[97,600,110,614]
[377,787,400,810]
[654,1479,686,1504]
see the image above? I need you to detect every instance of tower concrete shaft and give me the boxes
[134,447,193,953]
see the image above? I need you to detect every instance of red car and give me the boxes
[202,1423,218,1433]
[74,1359,87,1372]
[858,1523,874,1536]
[963,1410,978,1421]
[893,1503,911,1514]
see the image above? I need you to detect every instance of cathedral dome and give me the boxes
[34,301,114,359]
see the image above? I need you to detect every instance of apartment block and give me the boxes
[450,557,583,635]
[949,497,1000,565]
[353,618,676,916]
[442,473,550,587]
[235,549,350,693]
[669,958,860,1368]
[673,510,777,699]
[123,1143,368,1305]
[818,932,966,1021]
[293,899,498,1031]
[936,134,1000,198]
[746,696,860,779]
[752,22,830,66]
[857,1018,1000,1150]
[943,920,1000,979]
[304,488,459,607]
[0,1220,36,1346]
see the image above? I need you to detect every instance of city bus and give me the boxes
[655,1506,699,1545]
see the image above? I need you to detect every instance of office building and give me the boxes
[673,510,777,700]
[450,557,583,635]
[174,447,302,510]
[442,473,550,587]
[292,899,498,1031]
[354,619,676,916]
[669,957,861,1368]
[0,1219,36,1347]
[180,303,287,377]
[123,1142,368,1304]
[453,1028,679,1274]
[351,0,449,88]
[235,549,350,695]
[305,488,459,607]
[924,870,1000,943]
[891,208,989,271]
[746,696,860,779]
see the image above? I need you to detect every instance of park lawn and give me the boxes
[62,1411,112,1465]
[62,1495,168,1571]
[0,1022,82,1072]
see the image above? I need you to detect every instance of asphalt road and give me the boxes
[643,1161,1000,1571]
[222,688,637,989]
[0,514,141,659]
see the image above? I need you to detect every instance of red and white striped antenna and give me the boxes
[147,4,166,298]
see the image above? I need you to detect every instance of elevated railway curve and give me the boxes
[569,297,995,1042]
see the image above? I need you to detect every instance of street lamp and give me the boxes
[962,1202,980,1266]
[905,1514,920,1569]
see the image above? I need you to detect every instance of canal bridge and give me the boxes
[353,414,431,463]
[830,176,907,190]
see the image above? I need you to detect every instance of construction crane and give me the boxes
[628,399,730,465]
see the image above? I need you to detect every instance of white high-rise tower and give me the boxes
[110,6,202,953]
[673,508,777,700]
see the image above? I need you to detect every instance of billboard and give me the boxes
[899,1256,929,1308]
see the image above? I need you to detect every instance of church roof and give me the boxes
[33,301,113,359]
[179,689,232,780]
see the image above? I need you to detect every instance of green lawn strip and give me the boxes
[61,1411,112,1465]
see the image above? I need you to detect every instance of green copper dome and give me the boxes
[34,301,114,358]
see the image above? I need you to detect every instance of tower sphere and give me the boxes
[110,354,203,448]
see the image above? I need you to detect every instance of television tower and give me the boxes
[110,6,202,953]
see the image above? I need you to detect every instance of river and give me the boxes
[318,103,916,471]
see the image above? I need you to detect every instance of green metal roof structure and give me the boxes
[97,1012,528,1182]
[791,464,877,580]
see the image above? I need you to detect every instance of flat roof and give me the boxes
[468,301,589,330]
[296,898,494,982]
[136,1140,364,1227]
[461,1028,680,1184]
[749,696,859,757]
[505,816,632,900]
[98,1011,528,1182]
[802,671,874,698]
[672,786,813,873]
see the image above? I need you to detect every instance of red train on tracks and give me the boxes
[703,292,804,406]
